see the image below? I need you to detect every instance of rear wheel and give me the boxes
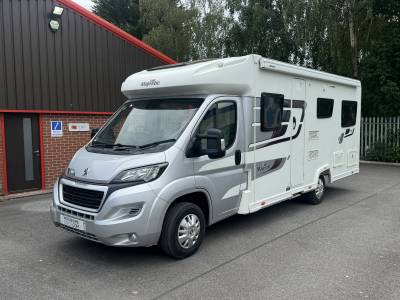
[303,176,326,205]
[159,202,205,259]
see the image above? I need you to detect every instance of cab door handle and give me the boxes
[235,150,241,165]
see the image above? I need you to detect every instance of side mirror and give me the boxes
[91,128,100,139]
[199,128,226,159]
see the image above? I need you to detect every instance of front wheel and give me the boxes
[159,202,206,259]
[302,176,326,205]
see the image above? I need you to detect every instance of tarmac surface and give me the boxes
[0,164,399,299]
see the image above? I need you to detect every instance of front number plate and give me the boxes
[60,215,86,231]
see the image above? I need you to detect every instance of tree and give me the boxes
[186,0,230,59]
[140,0,197,61]
[359,0,400,116]
[93,0,142,38]
[92,0,400,116]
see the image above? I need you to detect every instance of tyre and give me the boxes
[159,202,206,259]
[302,176,326,205]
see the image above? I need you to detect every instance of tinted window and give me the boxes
[198,101,237,149]
[341,100,358,127]
[260,93,284,131]
[317,98,334,118]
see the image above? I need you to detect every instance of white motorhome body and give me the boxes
[51,54,361,258]
[122,55,361,213]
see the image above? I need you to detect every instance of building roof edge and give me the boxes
[55,0,177,65]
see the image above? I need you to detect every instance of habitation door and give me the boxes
[4,114,42,193]
[290,79,306,188]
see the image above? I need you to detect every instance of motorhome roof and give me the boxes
[121,55,360,98]
[146,58,217,72]
[257,57,360,87]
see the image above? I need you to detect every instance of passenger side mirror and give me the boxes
[91,128,100,139]
[198,128,226,159]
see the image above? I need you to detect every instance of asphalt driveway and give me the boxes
[0,164,399,300]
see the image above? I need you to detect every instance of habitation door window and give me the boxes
[317,98,334,119]
[341,100,357,127]
[260,93,284,131]
[198,101,237,149]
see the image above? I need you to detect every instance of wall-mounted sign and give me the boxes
[68,123,90,132]
[50,121,63,137]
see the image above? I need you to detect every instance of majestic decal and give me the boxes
[253,158,286,179]
[141,79,160,87]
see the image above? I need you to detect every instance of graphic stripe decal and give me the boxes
[271,125,288,138]
[252,124,303,150]
[250,99,305,149]
[344,128,355,137]
[292,124,303,139]
[292,100,306,122]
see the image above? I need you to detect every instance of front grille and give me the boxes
[62,184,104,210]
[58,224,98,241]
[57,205,95,221]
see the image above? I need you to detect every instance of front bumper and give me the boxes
[50,178,167,247]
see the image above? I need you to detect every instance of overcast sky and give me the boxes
[72,0,93,10]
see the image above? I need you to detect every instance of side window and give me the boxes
[198,101,237,149]
[341,100,357,127]
[260,93,284,131]
[317,98,334,119]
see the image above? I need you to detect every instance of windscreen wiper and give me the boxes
[139,139,176,149]
[112,143,139,150]
[91,141,138,149]
[91,140,114,147]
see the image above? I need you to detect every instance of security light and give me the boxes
[52,6,64,17]
[49,20,60,32]
[49,6,63,33]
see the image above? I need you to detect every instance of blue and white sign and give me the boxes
[51,121,63,137]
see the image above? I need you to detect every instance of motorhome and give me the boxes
[51,55,361,258]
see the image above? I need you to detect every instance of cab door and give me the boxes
[191,97,245,222]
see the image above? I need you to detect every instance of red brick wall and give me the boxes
[41,114,110,190]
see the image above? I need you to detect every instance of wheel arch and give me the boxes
[314,164,331,186]
[163,189,212,226]
[320,169,331,184]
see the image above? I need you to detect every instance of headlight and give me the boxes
[112,163,168,184]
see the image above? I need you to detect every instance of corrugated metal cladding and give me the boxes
[0,0,167,112]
